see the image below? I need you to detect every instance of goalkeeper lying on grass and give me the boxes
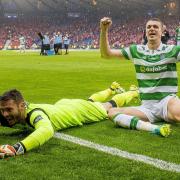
[0,82,170,159]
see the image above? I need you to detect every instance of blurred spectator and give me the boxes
[0,16,179,50]
[176,25,180,46]
[19,34,26,53]
[161,25,170,44]
[63,34,70,55]
[53,32,63,55]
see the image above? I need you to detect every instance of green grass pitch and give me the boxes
[0,50,180,179]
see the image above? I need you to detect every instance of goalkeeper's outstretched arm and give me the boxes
[0,111,54,158]
[21,117,54,152]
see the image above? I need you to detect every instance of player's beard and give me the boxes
[5,114,18,126]
[17,108,26,124]
[6,118,17,126]
[7,108,25,125]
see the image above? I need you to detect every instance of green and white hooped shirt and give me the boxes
[121,43,180,104]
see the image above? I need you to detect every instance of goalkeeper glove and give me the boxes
[0,144,16,158]
[110,81,125,94]
[0,142,25,159]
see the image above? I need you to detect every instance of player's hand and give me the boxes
[0,152,5,159]
[100,17,112,31]
[0,142,25,159]
[0,145,16,158]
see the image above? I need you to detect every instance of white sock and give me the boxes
[113,113,158,132]
[113,114,132,128]
[136,120,158,132]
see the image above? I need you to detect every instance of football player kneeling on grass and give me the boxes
[0,83,171,158]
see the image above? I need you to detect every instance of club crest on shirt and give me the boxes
[33,115,43,125]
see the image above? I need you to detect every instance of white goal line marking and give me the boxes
[54,132,180,173]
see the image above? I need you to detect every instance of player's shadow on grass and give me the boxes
[0,125,33,138]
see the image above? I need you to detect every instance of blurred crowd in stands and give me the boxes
[0,16,179,50]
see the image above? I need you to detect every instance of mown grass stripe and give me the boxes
[54,132,180,173]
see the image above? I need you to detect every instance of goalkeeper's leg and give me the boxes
[88,82,125,102]
[108,85,139,107]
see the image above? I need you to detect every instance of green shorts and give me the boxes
[52,99,108,130]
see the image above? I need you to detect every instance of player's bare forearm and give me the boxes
[100,30,112,58]
[100,30,125,59]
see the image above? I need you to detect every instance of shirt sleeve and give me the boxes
[120,46,132,60]
[177,46,180,61]
[21,110,54,152]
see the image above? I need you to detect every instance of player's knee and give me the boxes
[108,108,120,120]
[169,111,180,122]
[168,99,180,122]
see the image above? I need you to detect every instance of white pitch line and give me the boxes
[54,132,180,173]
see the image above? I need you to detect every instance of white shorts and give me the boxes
[132,94,177,123]
[177,40,180,46]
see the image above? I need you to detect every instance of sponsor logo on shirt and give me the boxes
[140,65,167,73]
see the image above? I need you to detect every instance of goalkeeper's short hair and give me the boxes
[0,89,24,104]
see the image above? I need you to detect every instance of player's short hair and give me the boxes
[146,18,163,29]
[0,89,24,104]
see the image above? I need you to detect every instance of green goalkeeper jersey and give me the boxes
[21,99,108,151]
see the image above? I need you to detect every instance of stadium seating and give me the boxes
[0,16,178,49]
